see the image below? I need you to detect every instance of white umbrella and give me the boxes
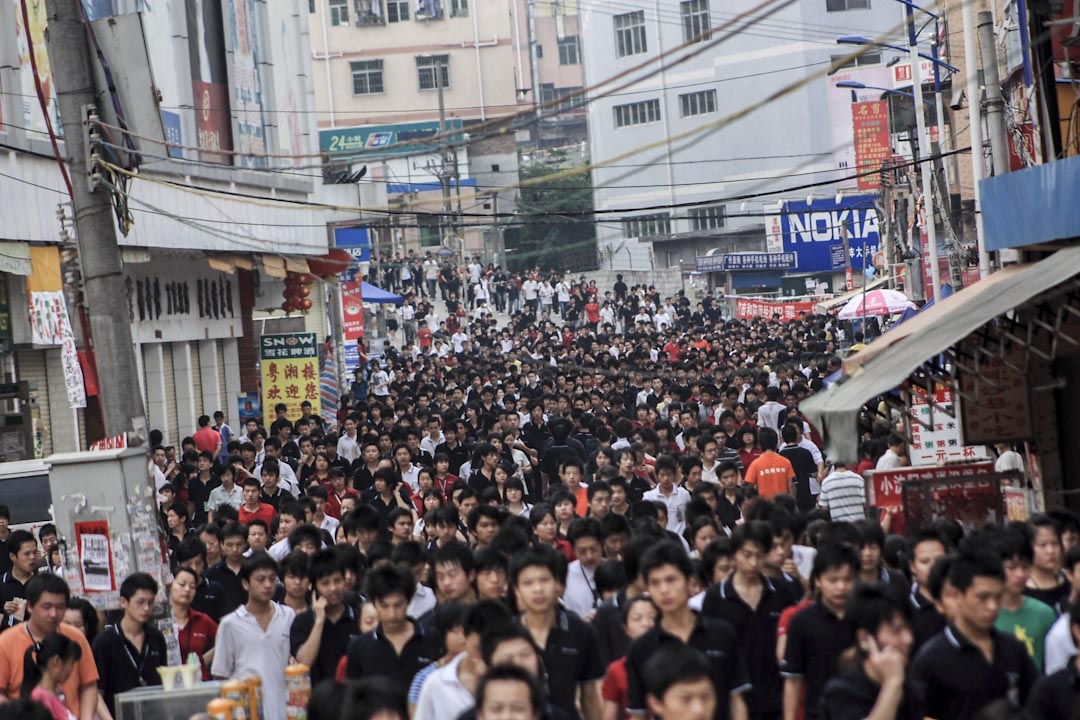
[837,288,915,319]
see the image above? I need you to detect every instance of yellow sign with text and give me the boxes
[260,332,320,420]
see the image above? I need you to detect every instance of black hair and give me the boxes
[174,536,208,566]
[475,664,545,715]
[309,548,345,584]
[466,504,503,533]
[567,517,603,547]
[391,541,427,569]
[479,623,540,666]
[993,530,1034,564]
[344,505,383,534]
[221,521,248,542]
[730,521,774,554]
[811,543,860,582]
[643,643,715,701]
[508,545,567,587]
[66,597,100,641]
[7,530,36,555]
[364,562,416,602]
[594,560,627,596]
[433,601,469,658]
[433,541,476,574]
[338,677,409,720]
[474,546,508,574]
[587,480,612,502]
[599,513,631,540]
[639,541,693,584]
[167,503,189,521]
[20,632,81,700]
[27,574,70,608]
[120,572,158,601]
[527,503,555,528]
[846,585,908,653]
[279,551,312,582]
[240,551,279,582]
[947,549,1005,593]
[464,600,513,637]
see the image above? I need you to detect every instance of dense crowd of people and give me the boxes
[0,271,1075,720]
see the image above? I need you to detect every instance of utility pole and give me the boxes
[44,0,148,441]
[961,0,991,278]
[978,11,1011,178]
[435,58,452,235]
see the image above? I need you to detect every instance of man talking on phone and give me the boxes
[290,549,360,685]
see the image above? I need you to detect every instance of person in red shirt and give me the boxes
[601,596,659,719]
[663,335,681,363]
[170,567,218,680]
[418,325,432,352]
[193,415,221,456]
[743,428,796,499]
[323,467,359,520]
[237,477,275,527]
[584,300,601,328]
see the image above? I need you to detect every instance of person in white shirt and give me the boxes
[420,417,445,458]
[643,456,692,535]
[451,331,470,354]
[755,386,787,431]
[212,554,296,720]
[423,256,440,297]
[401,302,417,345]
[555,279,571,317]
[876,434,906,470]
[1044,552,1080,674]
[336,418,361,463]
[563,518,604,619]
[370,365,390,397]
[994,442,1025,474]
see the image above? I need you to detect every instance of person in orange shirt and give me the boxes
[560,458,590,517]
[743,427,796,499]
[0,574,98,720]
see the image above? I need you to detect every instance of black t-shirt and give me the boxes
[290,605,361,686]
[779,445,818,511]
[626,613,750,720]
[780,601,854,720]
[910,624,1038,720]
[193,576,230,623]
[206,561,246,614]
[702,575,795,717]
[92,624,168,715]
[821,666,921,720]
[188,474,221,525]
[516,608,605,720]
[344,621,436,689]
[908,584,945,652]
[1026,661,1080,719]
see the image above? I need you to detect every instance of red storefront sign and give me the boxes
[852,101,891,191]
[868,461,995,535]
[194,81,233,165]
[735,299,817,321]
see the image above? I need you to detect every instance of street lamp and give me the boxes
[835,80,917,101]
[837,29,956,302]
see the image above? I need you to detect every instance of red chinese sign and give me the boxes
[852,101,891,190]
[868,461,995,536]
[734,299,817,321]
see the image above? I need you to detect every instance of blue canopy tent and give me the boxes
[361,281,404,305]
[894,283,953,327]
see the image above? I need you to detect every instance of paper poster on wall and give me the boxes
[75,521,116,592]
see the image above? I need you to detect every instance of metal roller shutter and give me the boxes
[161,345,179,445]
[16,350,50,457]
[191,342,204,419]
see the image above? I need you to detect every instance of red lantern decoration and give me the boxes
[300,298,313,311]
[297,285,310,298]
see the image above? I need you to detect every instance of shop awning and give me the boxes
[361,282,403,305]
[814,276,892,314]
[0,241,32,276]
[802,244,1080,463]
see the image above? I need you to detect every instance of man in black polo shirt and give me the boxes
[626,541,749,720]
[905,530,948,651]
[92,573,167,716]
[206,521,248,613]
[291,549,359,685]
[344,563,436,688]
[0,530,37,628]
[187,451,221,526]
[781,543,859,720]
[820,586,919,720]
[1027,598,1080,718]
[703,521,793,720]
[909,548,1038,720]
[510,545,605,720]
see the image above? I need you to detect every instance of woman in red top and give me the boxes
[171,567,218,680]
[737,426,763,470]
[601,596,659,720]
[432,454,459,496]
[530,504,574,562]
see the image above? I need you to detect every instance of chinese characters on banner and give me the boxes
[958,343,1033,443]
[734,299,817,322]
[867,462,995,535]
[852,101,890,191]
[260,332,321,419]
[908,385,989,466]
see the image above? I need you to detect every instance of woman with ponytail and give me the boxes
[20,631,81,720]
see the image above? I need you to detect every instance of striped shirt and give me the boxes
[818,470,867,522]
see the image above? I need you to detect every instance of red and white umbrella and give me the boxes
[837,288,915,319]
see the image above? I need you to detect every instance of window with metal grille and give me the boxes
[613,99,661,128]
[681,0,710,42]
[451,0,468,16]
[417,55,451,90]
[351,60,384,95]
[386,0,409,22]
[614,11,647,57]
[559,36,580,65]
[329,0,349,25]
[355,0,385,25]
[688,205,726,231]
[827,0,870,11]
[558,87,585,110]
[623,213,671,238]
[679,89,716,117]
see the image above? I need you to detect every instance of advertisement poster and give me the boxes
[75,521,115,593]
[734,298,816,321]
[908,385,989,466]
[225,0,267,167]
[14,0,60,136]
[826,65,893,174]
[260,333,320,419]
[186,0,233,164]
[341,278,365,341]
[778,195,880,272]
[237,391,260,421]
[852,101,891,191]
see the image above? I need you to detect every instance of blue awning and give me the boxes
[361,282,403,305]
[730,271,783,289]
[981,154,1080,251]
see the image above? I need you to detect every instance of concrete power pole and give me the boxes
[44,0,148,441]
[978,11,1011,178]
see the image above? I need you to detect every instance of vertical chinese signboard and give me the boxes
[852,101,890,191]
[260,333,320,419]
[957,343,1033,443]
[908,385,989,466]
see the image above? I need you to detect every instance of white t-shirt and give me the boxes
[643,485,692,535]
[414,652,475,720]
[212,603,296,720]
[876,449,903,470]
[563,560,599,619]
